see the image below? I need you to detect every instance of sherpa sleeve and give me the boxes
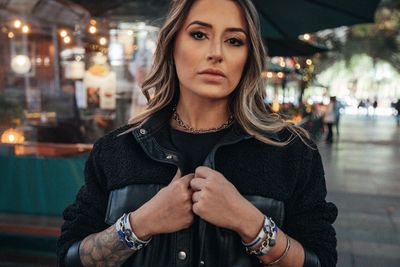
[56,139,110,267]
[282,146,338,267]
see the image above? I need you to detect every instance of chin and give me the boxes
[195,88,233,100]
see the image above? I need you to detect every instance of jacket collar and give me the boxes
[118,104,281,142]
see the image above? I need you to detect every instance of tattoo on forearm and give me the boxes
[79,224,134,266]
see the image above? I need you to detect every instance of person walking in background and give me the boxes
[395,99,400,126]
[334,98,343,136]
[324,96,336,143]
[372,98,378,117]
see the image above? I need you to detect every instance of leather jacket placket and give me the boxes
[132,117,252,267]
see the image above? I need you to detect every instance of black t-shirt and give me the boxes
[169,126,231,263]
[169,126,231,175]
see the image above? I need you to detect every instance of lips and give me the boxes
[198,68,226,77]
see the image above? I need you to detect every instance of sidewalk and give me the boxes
[319,115,400,267]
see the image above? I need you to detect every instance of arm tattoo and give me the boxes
[79,224,135,266]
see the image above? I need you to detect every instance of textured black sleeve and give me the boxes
[283,146,338,267]
[57,139,110,266]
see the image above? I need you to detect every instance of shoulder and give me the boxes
[90,124,140,158]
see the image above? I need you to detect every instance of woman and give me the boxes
[57,0,337,266]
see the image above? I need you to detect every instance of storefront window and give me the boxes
[0,3,159,151]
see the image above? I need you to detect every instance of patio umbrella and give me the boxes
[265,38,329,57]
[71,0,381,38]
[253,0,381,39]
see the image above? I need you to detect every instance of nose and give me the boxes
[206,41,223,63]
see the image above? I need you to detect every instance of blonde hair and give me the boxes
[129,0,309,146]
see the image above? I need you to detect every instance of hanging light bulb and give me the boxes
[14,20,22,28]
[63,36,71,44]
[99,37,107,46]
[22,25,29,33]
[60,30,68,38]
[89,26,97,34]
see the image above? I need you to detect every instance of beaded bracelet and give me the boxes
[115,213,152,251]
[260,234,291,266]
[242,216,270,248]
[248,221,277,256]
[242,216,277,256]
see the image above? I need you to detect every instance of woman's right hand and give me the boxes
[129,169,194,240]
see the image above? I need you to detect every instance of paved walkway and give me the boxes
[319,114,400,267]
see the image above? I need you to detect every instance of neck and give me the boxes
[172,95,231,131]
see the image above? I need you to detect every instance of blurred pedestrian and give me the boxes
[373,98,378,117]
[334,99,343,136]
[395,99,400,126]
[324,96,336,143]
[57,1,337,267]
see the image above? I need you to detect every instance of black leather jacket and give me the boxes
[60,106,335,267]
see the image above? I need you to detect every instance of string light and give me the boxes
[63,36,71,44]
[90,19,97,25]
[295,63,301,69]
[89,26,97,34]
[8,32,14,38]
[60,30,68,38]
[99,37,107,46]
[306,59,313,66]
[277,72,284,79]
[303,34,311,41]
[22,25,29,33]
[14,20,22,28]
[267,72,273,78]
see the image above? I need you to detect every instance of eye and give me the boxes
[226,38,244,46]
[190,31,207,40]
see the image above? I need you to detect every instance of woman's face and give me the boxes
[173,0,249,101]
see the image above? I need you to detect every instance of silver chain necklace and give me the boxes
[172,107,234,134]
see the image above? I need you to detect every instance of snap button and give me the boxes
[200,260,205,265]
[139,128,147,135]
[178,251,187,260]
[166,154,173,160]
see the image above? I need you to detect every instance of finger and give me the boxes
[192,191,201,203]
[195,166,215,179]
[170,168,182,183]
[179,173,195,186]
[190,177,206,191]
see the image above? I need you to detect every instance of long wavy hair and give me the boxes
[129,0,309,146]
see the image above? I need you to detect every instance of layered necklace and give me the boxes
[172,106,234,134]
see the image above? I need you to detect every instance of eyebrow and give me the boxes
[186,20,248,36]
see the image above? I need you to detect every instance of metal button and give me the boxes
[166,154,173,160]
[177,251,187,260]
[139,128,147,135]
[200,260,205,265]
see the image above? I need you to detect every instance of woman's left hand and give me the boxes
[190,166,264,241]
